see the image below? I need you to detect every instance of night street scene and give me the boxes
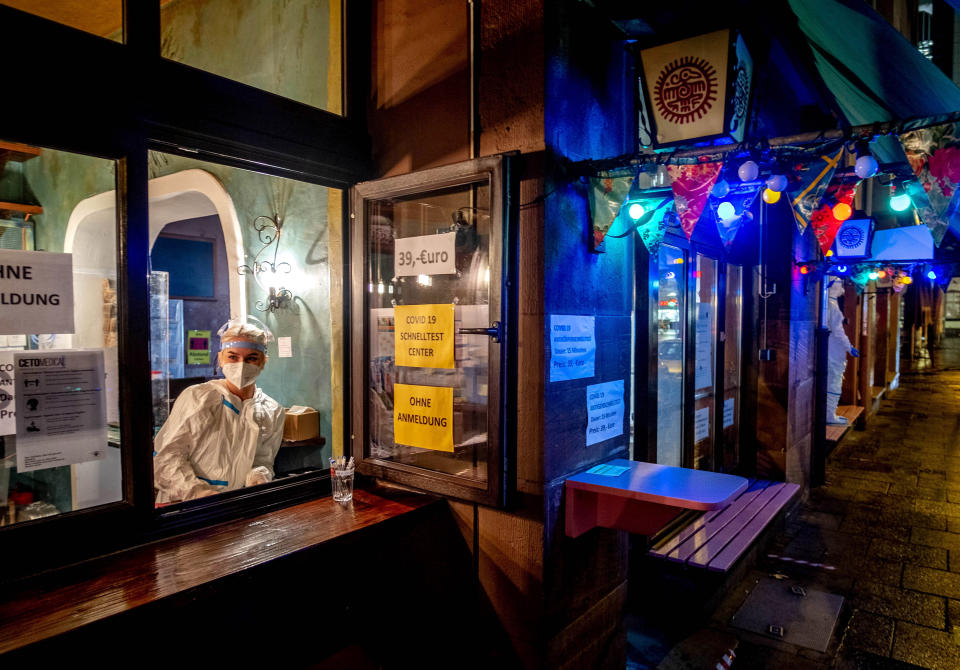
[3,1,960,668]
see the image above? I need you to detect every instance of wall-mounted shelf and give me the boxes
[0,201,42,216]
[565,458,748,538]
[0,140,42,164]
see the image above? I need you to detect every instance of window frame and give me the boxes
[349,155,517,508]
[0,0,370,578]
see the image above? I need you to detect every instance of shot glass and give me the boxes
[330,458,355,503]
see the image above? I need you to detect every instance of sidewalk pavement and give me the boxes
[628,338,960,669]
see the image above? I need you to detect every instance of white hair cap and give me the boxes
[217,316,274,352]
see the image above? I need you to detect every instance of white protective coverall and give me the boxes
[827,281,855,424]
[154,379,285,503]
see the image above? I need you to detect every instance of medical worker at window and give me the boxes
[154,317,286,503]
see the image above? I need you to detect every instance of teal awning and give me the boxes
[788,0,960,129]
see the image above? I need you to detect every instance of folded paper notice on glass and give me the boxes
[282,405,319,441]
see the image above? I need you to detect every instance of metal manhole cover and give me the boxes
[730,576,844,652]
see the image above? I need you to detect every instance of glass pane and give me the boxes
[1,1,123,42]
[161,0,342,114]
[148,151,341,505]
[693,254,718,470]
[721,264,742,472]
[366,182,491,483]
[0,139,120,526]
[656,245,684,466]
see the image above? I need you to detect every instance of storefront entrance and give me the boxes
[644,238,747,474]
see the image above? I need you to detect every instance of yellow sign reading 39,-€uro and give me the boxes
[394,303,454,369]
[393,383,454,452]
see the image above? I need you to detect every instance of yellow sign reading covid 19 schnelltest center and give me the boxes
[394,304,455,369]
[393,383,454,452]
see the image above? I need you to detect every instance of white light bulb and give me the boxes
[627,202,645,221]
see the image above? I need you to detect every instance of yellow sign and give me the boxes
[394,304,455,369]
[393,383,453,452]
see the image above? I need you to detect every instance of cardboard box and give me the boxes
[283,405,320,441]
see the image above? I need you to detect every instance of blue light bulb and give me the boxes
[837,265,847,273]
[927,270,937,280]
[890,193,911,212]
[717,201,737,222]
[627,202,645,221]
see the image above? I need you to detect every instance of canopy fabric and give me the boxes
[788,0,960,128]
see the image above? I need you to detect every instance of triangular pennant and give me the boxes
[899,122,960,244]
[786,147,845,232]
[668,163,723,239]
[710,180,762,247]
[588,174,633,250]
[812,177,861,256]
[635,201,674,257]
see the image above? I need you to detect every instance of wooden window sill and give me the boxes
[0,484,437,655]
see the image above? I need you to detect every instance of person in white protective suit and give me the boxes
[153,317,286,503]
[826,280,859,424]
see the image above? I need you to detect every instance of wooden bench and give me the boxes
[648,479,800,572]
[565,459,748,538]
[825,405,864,443]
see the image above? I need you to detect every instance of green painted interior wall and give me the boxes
[161,0,335,112]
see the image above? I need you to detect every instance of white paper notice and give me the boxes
[586,379,624,446]
[14,350,107,472]
[723,397,736,429]
[277,336,293,358]
[694,407,711,443]
[549,315,596,382]
[694,303,713,390]
[0,249,75,335]
[394,232,457,277]
[0,352,14,435]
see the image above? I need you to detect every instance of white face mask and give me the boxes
[222,362,262,389]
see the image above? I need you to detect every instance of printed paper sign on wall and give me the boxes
[15,349,107,472]
[586,379,625,446]
[187,330,211,365]
[0,353,15,435]
[393,383,453,452]
[0,249,74,335]
[395,304,455,369]
[394,232,456,277]
[549,315,596,381]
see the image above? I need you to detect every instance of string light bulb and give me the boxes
[766,174,788,192]
[717,201,737,222]
[738,160,759,182]
[854,140,879,179]
[762,188,781,204]
[627,202,646,221]
[832,202,852,221]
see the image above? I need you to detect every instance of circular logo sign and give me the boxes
[654,56,718,125]
[838,225,864,249]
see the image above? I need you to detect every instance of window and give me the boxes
[351,156,514,507]
[147,152,340,507]
[161,0,343,114]
[0,0,365,575]
[0,141,121,526]
[0,1,124,42]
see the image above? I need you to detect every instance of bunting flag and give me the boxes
[668,162,723,239]
[588,173,632,251]
[811,177,861,256]
[635,200,674,257]
[711,180,762,247]
[786,147,845,232]
[899,122,960,245]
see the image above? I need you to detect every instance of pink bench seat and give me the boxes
[648,479,800,572]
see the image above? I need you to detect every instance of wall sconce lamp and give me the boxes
[237,214,295,312]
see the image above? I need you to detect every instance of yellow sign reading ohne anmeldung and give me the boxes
[393,383,453,452]
[394,304,454,369]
